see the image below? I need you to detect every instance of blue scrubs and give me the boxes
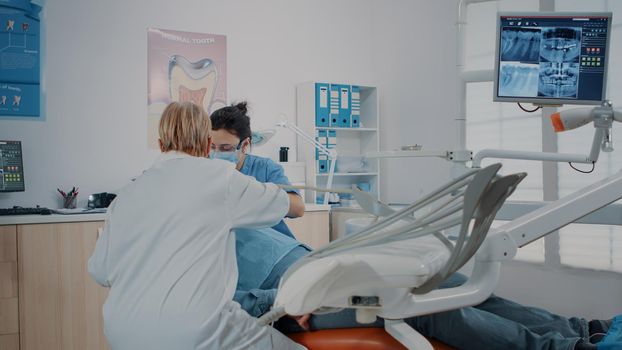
[235,154,309,316]
[239,154,298,238]
[234,229,309,317]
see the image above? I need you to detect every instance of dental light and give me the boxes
[550,102,622,153]
[251,129,276,147]
[473,101,622,167]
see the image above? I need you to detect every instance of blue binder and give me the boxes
[338,85,351,127]
[315,83,330,127]
[315,130,327,159]
[351,85,361,128]
[329,84,340,127]
[326,130,337,174]
[327,130,337,148]
[317,130,328,173]
[318,158,328,173]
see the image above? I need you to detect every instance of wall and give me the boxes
[371,0,460,204]
[0,0,461,208]
[0,0,375,208]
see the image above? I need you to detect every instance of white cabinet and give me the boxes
[296,82,380,205]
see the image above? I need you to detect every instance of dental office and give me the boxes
[0,0,621,349]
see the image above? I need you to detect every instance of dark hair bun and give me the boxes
[234,101,248,114]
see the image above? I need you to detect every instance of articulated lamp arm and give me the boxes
[276,119,337,205]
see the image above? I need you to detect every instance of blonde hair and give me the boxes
[158,102,211,157]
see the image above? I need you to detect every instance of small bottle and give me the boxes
[279,147,289,162]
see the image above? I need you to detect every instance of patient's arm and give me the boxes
[234,288,278,317]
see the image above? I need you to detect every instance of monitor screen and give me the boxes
[0,141,25,192]
[494,12,612,106]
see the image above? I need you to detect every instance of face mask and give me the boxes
[210,150,239,164]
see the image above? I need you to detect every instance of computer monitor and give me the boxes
[494,12,612,106]
[0,141,25,192]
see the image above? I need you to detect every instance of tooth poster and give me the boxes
[0,0,41,118]
[147,28,226,148]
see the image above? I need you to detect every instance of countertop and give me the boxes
[0,213,107,225]
[0,203,331,226]
[302,204,331,212]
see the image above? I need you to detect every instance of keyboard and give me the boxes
[0,207,53,216]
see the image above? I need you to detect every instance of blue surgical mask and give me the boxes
[210,151,239,164]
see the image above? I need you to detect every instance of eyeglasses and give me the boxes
[210,140,243,152]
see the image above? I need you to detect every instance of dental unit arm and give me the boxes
[472,101,622,167]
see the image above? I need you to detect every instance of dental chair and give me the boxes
[261,164,525,349]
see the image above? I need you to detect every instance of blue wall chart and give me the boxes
[0,0,41,118]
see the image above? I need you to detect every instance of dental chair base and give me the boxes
[385,319,434,350]
[287,327,456,350]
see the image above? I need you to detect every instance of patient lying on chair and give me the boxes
[234,227,613,350]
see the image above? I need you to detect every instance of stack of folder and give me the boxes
[315,83,361,128]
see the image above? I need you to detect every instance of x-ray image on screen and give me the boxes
[498,62,539,97]
[495,13,611,105]
[540,27,581,63]
[500,27,541,62]
[538,62,579,98]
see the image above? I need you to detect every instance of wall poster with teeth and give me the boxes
[147,28,226,149]
[0,0,41,119]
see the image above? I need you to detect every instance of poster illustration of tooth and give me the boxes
[0,0,41,118]
[148,28,226,149]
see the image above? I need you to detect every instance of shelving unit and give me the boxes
[296,82,380,204]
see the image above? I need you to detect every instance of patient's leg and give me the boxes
[405,307,581,350]
[426,272,588,348]
[473,295,588,338]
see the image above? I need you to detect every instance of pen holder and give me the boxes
[62,195,77,209]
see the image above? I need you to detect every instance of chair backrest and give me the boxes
[413,170,526,294]
[273,164,526,314]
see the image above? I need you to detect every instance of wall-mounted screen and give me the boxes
[494,12,612,106]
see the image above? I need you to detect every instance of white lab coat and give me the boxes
[88,151,306,350]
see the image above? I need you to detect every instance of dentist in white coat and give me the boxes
[88,102,306,350]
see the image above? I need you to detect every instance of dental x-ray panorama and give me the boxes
[495,13,610,104]
[499,26,581,99]
[538,62,579,98]
[540,27,581,63]
[537,28,581,98]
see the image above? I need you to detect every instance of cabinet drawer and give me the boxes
[0,298,18,335]
[0,333,19,350]
[0,263,18,298]
[0,226,17,262]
